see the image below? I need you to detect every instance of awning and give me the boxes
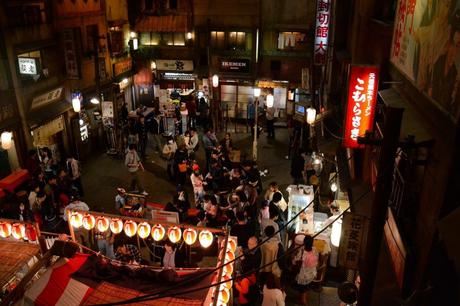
[27,100,71,129]
[135,15,188,32]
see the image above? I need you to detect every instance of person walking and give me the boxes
[150,110,164,153]
[124,144,148,195]
[136,115,148,159]
[66,155,84,196]
[266,105,276,138]
[162,137,177,180]
[202,129,217,171]
[262,273,286,306]
[293,235,319,305]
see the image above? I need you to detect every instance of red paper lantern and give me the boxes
[137,222,151,239]
[151,224,165,241]
[227,238,237,253]
[25,224,37,241]
[96,216,110,232]
[218,287,230,304]
[167,226,182,243]
[123,220,138,237]
[12,223,25,240]
[82,214,96,230]
[199,230,213,248]
[69,212,83,228]
[0,222,12,238]
[110,218,123,234]
[223,262,233,277]
[183,228,197,245]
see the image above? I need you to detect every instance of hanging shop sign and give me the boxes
[155,60,194,71]
[18,58,38,75]
[313,0,331,65]
[101,101,114,118]
[338,212,365,270]
[113,58,132,77]
[343,65,379,149]
[219,59,250,73]
[32,115,65,146]
[62,28,80,79]
[151,210,179,224]
[31,87,64,110]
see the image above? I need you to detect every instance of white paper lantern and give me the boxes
[72,97,81,113]
[1,131,13,150]
[266,94,274,108]
[212,74,219,88]
[253,88,261,97]
[306,107,316,125]
[331,217,343,247]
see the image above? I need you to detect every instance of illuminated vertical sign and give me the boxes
[313,0,331,65]
[343,65,379,148]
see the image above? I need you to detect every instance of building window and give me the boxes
[210,31,225,49]
[140,32,186,46]
[278,32,308,51]
[109,30,124,55]
[228,32,246,50]
[86,25,99,53]
[7,4,45,27]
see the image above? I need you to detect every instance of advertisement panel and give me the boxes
[343,65,379,148]
[391,0,460,119]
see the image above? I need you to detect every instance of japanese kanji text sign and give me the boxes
[339,212,365,270]
[343,65,379,148]
[314,0,331,65]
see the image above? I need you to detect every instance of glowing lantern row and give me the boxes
[110,218,123,234]
[218,287,230,304]
[152,224,165,241]
[199,230,213,248]
[124,220,138,237]
[0,222,12,238]
[183,228,197,245]
[96,216,110,232]
[82,214,95,230]
[167,226,181,243]
[137,222,151,239]
[70,212,83,228]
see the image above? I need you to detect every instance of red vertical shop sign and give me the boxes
[343,65,379,148]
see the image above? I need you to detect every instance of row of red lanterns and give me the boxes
[0,221,37,241]
[212,237,237,306]
[69,212,214,247]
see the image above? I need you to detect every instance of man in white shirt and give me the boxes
[67,156,84,196]
[124,144,148,195]
[186,128,199,156]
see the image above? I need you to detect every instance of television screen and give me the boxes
[295,105,305,115]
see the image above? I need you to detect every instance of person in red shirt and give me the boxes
[234,272,258,305]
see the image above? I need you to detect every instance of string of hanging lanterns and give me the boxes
[0,219,38,241]
[68,210,222,248]
[211,236,237,306]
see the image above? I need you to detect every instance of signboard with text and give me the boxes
[343,65,379,148]
[339,212,365,270]
[156,60,194,71]
[113,58,132,77]
[219,59,250,73]
[313,0,331,65]
[18,58,37,75]
[31,87,64,110]
[63,28,80,79]
[384,208,406,289]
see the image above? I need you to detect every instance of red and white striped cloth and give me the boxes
[23,254,92,306]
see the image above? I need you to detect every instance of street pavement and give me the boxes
[79,124,341,305]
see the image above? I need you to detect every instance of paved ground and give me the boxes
[79,124,341,306]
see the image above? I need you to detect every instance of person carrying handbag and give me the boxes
[293,234,318,305]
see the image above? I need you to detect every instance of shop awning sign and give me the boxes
[18,58,38,75]
[156,60,193,71]
[31,87,64,110]
[338,212,365,270]
[113,58,132,77]
[313,0,331,65]
[343,65,379,148]
[32,115,65,146]
[219,59,250,73]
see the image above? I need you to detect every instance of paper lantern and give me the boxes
[70,212,83,228]
[331,217,343,247]
[1,131,13,150]
[82,214,96,230]
[0,222,12,238]
[199,230,213,248]
[222,275,233,290]
[72,97,81,113]
[223,263,233,277]
[110,218,123,234]
[124,220,138,237]
[330,182,338,192]
[218,287,230,304]
[225,250,235,262]
[253,88,261,98]
[306,107,316,125]
[137,222,151,239]
[25,224,37,241]
[152,224,165,241]
[227,239,237,253]
[266,94,274,108]
[167,226,182,243]
[212,74,219,88]
[96,216,110,232]
[183,228,197,245]
[12,223,25,240]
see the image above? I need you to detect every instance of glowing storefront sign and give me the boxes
[343,65,379,148]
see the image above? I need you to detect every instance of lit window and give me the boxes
[151,33,161,45]
[140,32,151,45]
[211,31,225,49]
[173,33,185,46]
[278,32,308,51]
[228,32,246,50]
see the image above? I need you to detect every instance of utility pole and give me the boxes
[358,106,404,306]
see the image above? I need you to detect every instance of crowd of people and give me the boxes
[0,95,337,305]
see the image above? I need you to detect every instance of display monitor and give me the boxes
[295,105,305,115]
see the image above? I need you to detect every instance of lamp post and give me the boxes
[306,106,317,150]
[252,88,261,161]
